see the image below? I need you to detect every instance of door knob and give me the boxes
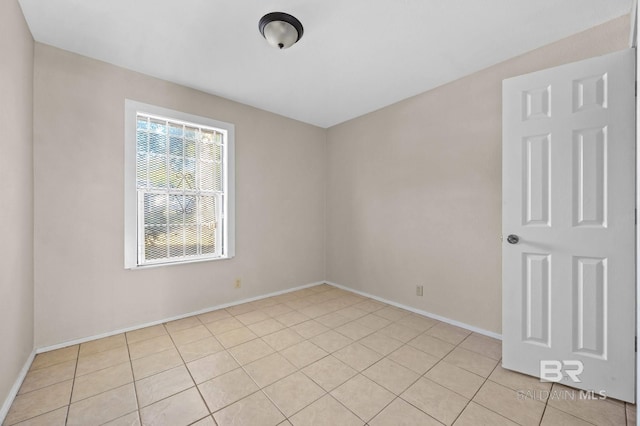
[507,234,519,244]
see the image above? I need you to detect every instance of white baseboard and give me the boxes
[37,280,325,354]
[0,348,36,424]
[326,281,502,341]
[5,277,500,424]
[2,280,325,424]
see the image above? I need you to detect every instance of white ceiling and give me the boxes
[19,0,632,128]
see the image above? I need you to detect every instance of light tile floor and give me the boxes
[3,284,636,426]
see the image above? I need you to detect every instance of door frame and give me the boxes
[632,0,639,417]
[634,7,639,421]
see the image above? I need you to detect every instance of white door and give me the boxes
[502,48,636,402]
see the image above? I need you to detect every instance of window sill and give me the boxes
[126,255,234,270]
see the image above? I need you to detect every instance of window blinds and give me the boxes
[135,113,225,264]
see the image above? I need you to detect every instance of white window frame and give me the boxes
[124,100,235,268]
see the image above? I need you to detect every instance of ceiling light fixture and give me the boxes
[259,12,304,50]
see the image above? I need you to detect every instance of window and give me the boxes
[125,100,235,268]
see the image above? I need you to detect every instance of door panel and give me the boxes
[502,48,635,402]
[572,256,606,358]
[573,127,607,227]
[523,252,551,346]
[524,134,552,226]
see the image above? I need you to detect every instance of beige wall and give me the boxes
[0,0,35,410]
[33,45,326,347]
[27,13,631,348]
[326,15,630,334]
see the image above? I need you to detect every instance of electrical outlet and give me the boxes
[235,279,241,289]
[416,285,424,296]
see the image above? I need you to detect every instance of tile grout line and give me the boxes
[317,307,442,423]
[224,287,379,423]
[75,344,139,423]
[237,335,323,422]
[8,301,458,425]
[307,299,435,423]
[125,325,144,426]
[538,394,549,426]
[476,371,569,425]
[12,285,627,426]
[295,360,355,417]
[393,333,466,425]
[231,297,310,422]
[60,339,160,410]
[387,326,508,425]
[449,360,503,425]
[188,308,302,421]
[161,318,216,424]
[63,345,80,426]
[3,352,77,426]
[11,340,148,426]
[450,331,498,425]
[543,383,601,426]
